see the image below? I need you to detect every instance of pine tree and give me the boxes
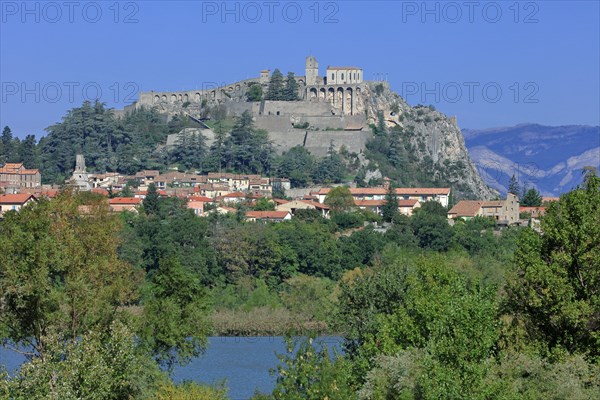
[508,174,520,196]
[143,183,160,215]
[284,72,300,101]
[312,141,345,184]
[265,69,285,101]
[382,183,400,222]
[521,187,542,206]
[19,134,39,168]
[1,126,13,163]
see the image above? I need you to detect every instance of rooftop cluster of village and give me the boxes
[1,156,552,226]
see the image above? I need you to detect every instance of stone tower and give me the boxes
[70,154,91,191]
[305,56,319,86]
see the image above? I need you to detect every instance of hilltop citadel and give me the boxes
[123,56,385,156]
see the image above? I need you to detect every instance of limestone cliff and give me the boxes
[358,83,498,199]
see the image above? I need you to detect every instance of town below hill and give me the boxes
[1,156,554,228]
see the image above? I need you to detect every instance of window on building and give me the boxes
[358,73,360,80]
[331,73,334,80]
[341,73,344,80]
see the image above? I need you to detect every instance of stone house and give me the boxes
[448,193,519,225]
[245,211,292,223]
[0,163,41,189]
[354,199,421,217]
[0,193,37,217]
[108,197,142,213]
[316,187,450,208]
[276,199,331,218]
[519,206,547,218]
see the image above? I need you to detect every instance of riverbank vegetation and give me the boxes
[1,175,598,398]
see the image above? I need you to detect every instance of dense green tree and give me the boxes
[0,126,14,162]
[206,121,227,172]
[3,321,161,400]
[331,211,365,231]
[277,146,316,187]
[337,251,499,389]
[170,130,207,170]
[266,69,285,101]
[18,134,39,169]
[225,110,273,174]
[42,101,119,181]
[253,197,276,211]
[381,184,399,222]
[312,142,345,184]
[140,258,211,369]
[324,186,355,212]
[339,227,387,268]
[134,199,217,281]
[411,208,453,251]
[284,72,300,101]
[508,174,521,196]
[450,216,496,256]
[0,193,139,359]
[279,275,336,322]
[143,183,161,215]
[521,187,542,206]
[417,200,448,216]
[38,102,171,183]
[384,214,419,248]
[505,175,600,358]
[271,337,356,400]
[275,221,342,279]
[247,82,263,102]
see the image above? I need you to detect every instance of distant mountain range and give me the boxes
[463,124,600,196]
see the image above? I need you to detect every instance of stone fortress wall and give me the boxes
[131,56,378,156]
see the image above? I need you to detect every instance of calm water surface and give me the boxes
[1,336,343,400]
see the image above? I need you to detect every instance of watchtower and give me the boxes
[305,56,319,86]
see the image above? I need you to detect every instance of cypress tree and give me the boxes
[266,69,285,100]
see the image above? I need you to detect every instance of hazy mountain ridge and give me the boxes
[464,124,600,196]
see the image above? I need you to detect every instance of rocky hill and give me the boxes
[464,124,600,196]
[151,81,497,200]
[357,83,498,199]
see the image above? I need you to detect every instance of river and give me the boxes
[0,336,343,400]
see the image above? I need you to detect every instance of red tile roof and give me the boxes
[519,206,547,217]
[398,199,420,207]
[224,192,246,198]
[0,193,36,204]
[354,200,383,206]
[91,188,109,196]
[481,201,504,208]
[108,197,142,205]
[395,188,450,195]
[299,200,330,210]
[317,187,450,196]
[246,211,290,220]
[448,201,483,217]
[187,196,214,202]
[354,199,420,207]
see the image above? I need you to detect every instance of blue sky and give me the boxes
[1,0,599,139]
